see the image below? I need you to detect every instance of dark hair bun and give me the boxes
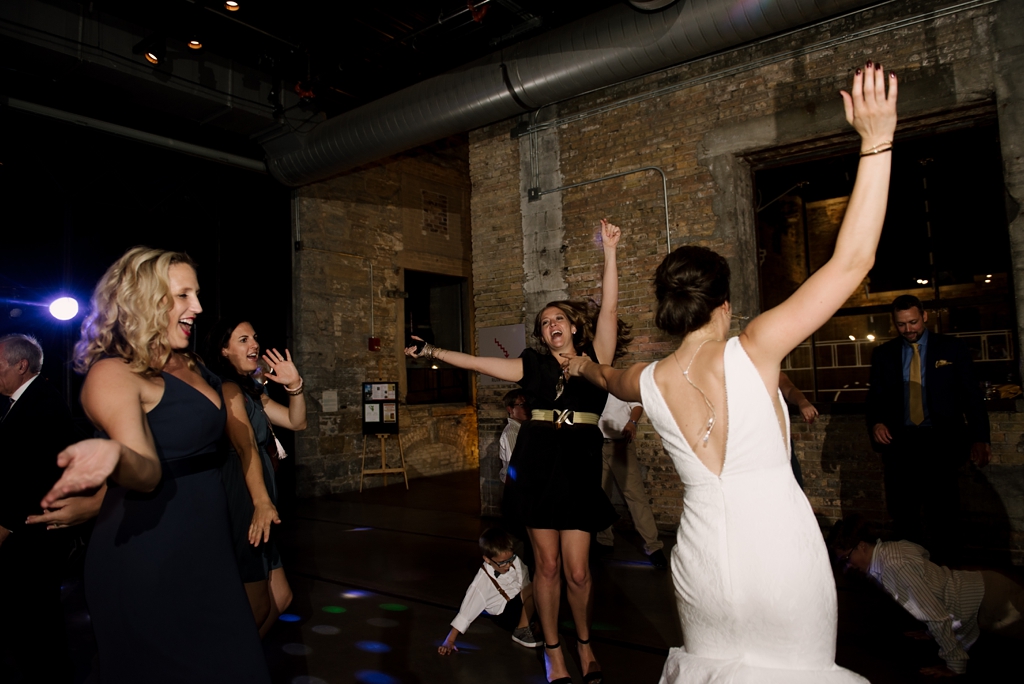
[654,246,731,336]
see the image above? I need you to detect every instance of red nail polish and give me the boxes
[856,68,862,75]
[890,71,896,78]
[866,61,873,68]
[875,63,882,71]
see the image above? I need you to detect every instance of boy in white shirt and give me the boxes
[438,528,540,654]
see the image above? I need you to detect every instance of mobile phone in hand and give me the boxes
[408,338,426,355]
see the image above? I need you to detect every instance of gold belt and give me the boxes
[531,409,600,428]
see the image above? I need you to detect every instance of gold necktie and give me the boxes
[909,343,924,425]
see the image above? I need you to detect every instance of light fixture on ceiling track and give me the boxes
[224,1,240,11]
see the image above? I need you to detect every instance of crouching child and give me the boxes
[438,527,540,654]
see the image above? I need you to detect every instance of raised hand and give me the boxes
[41,439,123,508]
[840,62,897,150]
[601,219,621,250]
[261,348,300,387]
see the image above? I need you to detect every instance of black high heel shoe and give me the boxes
[577,636,604,684]
[545,642,572,684]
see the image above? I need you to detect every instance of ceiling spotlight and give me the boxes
[49,297,79,321]
[133,35,166,65]
[188,37,203,50]
[224,1,240,10]
[848,335,856,341]
[866,334,876,341]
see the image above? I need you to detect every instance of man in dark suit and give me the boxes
[0,334,79,683]
[866,295,991,564]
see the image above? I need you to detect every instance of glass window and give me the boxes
[404,270,470,404]
[756,124,1016,403]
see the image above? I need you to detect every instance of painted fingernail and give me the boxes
[890,71,896,78]
[866,61,873,68]
[856,68,862,75]
[875,63,882,71]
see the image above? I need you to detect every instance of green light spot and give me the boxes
[379,603,408,612]
[322,606,347,614]
[591,622,620,631]
[560,621,576,631]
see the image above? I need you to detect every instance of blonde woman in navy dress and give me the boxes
[42,247,270,683]
[406,219,626,684]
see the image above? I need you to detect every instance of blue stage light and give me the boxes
[354,671,399,684]
[48,297,79,320]
[278,613,302,622]
[355,640,392,653]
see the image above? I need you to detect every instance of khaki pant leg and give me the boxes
[978,570,1024,641]
[596,440,617,547]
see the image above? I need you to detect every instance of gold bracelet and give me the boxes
[285,378,304,395]
[860,141,893,156]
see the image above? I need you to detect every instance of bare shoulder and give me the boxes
[83,357,145,392]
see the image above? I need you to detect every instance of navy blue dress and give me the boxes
[84,368,270,683]
[221,383,283,583]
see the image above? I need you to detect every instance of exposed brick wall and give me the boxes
[292,141,479,495]
[465,0,1024,561]
[469,122,527,515]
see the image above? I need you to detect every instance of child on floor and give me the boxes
[438,527,540,654]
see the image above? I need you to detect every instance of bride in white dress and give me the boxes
[562,64,897,683]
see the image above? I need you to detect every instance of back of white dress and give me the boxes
[641,337,867,683]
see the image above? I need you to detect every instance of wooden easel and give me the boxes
[360,433,409,492]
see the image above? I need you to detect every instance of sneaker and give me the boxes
[512,626,543,648]
[648,549,669,569]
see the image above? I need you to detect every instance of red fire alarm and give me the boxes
[368,336,381,352]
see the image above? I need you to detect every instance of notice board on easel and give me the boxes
[362,381,399,435]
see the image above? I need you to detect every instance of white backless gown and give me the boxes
[640,337,868,683]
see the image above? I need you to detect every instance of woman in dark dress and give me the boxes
[209,318,306,637]
[41,247,270,684]
[405,219,626,684]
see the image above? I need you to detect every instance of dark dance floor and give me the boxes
[63,470,1018,683]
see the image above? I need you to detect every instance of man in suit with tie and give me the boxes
[866,295,991,564]
[0,334,79,682]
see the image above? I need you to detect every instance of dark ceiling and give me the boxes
[2,0,623,157]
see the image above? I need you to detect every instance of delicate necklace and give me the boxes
[672,338,721,446]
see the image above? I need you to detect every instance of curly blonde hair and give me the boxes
[74,247,197,375]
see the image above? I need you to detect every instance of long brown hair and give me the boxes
[532,299,632,361]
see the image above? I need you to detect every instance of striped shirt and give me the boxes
[868,540,986,674]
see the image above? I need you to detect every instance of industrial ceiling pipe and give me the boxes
[264,0,879,187]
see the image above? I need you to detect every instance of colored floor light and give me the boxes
[379,603,408,612]
[355,640,392,653]
[354,671,399,684]
[49,297,79,320]
[343,590,373,599]
[278,613,302,622]
[311,625,340,635]
[321,605,347,614]
[282,643,313,655]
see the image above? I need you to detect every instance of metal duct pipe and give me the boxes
[265,0,878,187]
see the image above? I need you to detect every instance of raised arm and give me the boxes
[742,64,898,373]
[223,382,280,546]
[592,219,621,365]
[259,348,307,431]
[42,359,162,507]
[405,336,524,382]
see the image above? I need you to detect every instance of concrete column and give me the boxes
[520,125,569,314]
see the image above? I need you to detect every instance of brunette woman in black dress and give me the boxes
[406,219,626,684]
